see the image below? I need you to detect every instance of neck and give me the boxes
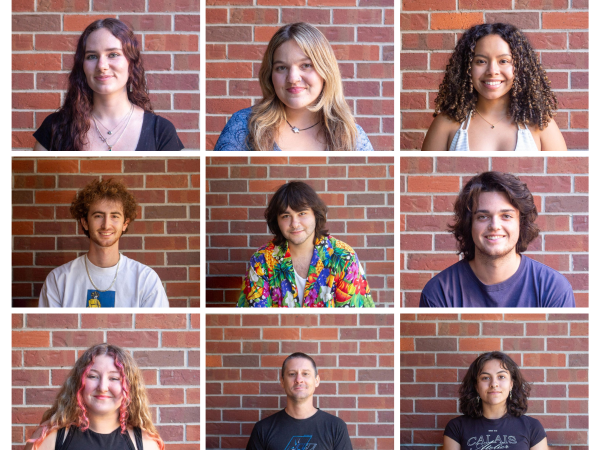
[482,403,508,420]
[92,90,132,120]
[87,243,121,268]
[469,251,521,285]
[287,236,316,260]
[285,398,318,420]
[475,95,510,117]
[284,106,321,128]
[87,414,121,434]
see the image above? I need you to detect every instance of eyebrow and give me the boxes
[474,53,512,58]
[474,208,516,214]
[280,208,308,215]
[273,57,312,65]
[91,210,123,215]
[89,369,121,374]
[480,369,509,375]
[85,48,122,54]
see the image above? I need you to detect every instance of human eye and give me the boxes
[274,65,286,72]
[86,54,97,60]
[301,63,313,69]
[109,52,121,58]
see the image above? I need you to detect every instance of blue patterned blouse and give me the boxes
[214,107,374,151]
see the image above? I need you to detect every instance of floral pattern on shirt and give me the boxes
[238,235,374,308]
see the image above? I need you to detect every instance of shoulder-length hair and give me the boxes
[247,22,357,151]
[434,22,557,129]
[265,181,329,247]
[48,18,153,151]
[450,171,539,261]
[29,343,164,450]
[459,351,530,418]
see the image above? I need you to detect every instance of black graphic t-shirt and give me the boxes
[445,414,546,450]
[246,409,353,450]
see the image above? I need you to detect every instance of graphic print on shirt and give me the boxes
[284,436,316,450]
[86,290,116,308]
[466,430,517,449]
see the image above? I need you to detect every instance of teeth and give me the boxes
[484,81,502,86]
[487,236,503,240]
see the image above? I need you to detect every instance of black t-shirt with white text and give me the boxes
[246,409,353,450]
[445,414,546,449]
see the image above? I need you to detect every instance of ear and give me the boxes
[279,376,285,389]
[123,218,130,232]
[314,374,320,388]
[81,217,89,231]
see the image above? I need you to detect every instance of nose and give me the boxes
[97,376,109,392]
[291,215,300,228]
[486,60,499,75]
[488,215,501,230]
[286,65,301,84]
[97,55,109,71]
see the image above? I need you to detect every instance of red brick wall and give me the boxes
[400,313,589,449]
[12,2,200,150]
[205,156,395,307]
[400,156,588,307]
[400,2,589,150]
[206,313,394,449]
[12,157,200,308]
[206,0,394,150]
[12,313,200,449]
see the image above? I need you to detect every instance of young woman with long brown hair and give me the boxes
[33,19,183,151]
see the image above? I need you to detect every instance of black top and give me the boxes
[444,414,546,450]
[246,409,353,450]
[33,111,184,151]
[55,426,143,450]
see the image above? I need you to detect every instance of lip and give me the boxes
[94,395,112,399]
[286,87,305,94]
[485,235,505,241]
[481,79,505,90]
[289,229,304,234]
[95,75,113,81]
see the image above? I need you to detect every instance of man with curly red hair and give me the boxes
[38,179,168,307]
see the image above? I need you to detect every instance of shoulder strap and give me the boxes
[133,427,144,450]
[463,111,473,130]
[54,428,65,450]
[55,427,75,450]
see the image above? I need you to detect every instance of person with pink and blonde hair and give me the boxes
[25,343,163,450]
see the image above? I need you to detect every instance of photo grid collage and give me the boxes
[9,0,594,449]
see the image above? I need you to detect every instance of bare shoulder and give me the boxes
[142,430,161,450]
[24,426,58,450]
[421,113,462,151]
[530,118,567,151]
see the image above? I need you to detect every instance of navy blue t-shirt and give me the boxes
[445,414,546,450]
[420,255,575,308]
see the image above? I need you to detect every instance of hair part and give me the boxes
[70,178,138,238]
[247,22,357,151]
[459,351,530,418]
[281,352,319,379]
[264,181,328,247]
[48,18,153,151]
[434,22,557,129]
[450,171,539,260]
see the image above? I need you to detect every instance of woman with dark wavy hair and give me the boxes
[422,23,566,151]
[33,18,183,151]
[444,351,548,450]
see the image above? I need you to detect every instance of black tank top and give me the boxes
[55,426,143,450]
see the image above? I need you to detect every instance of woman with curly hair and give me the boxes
[214,22,373,151]
[422,23,566,151]
[33,18,183,151]
[444,351,548,450]
[25,343,163,450]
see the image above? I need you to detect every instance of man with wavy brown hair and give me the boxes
[420,171,574,308]
[39,179,168,307]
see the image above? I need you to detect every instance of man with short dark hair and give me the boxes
[238,181,373,307]
[420,171,575,308]
[39,179,168,307]
[246,352,353,450]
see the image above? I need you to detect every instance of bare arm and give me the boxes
[24,426,58,450]
[421,114,457,151]
[33,141,49,151]
[539,118,567,151]
[531,437,549,450]
[443,435,461,450]
[142,431,161,450]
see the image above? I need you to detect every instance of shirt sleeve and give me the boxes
[38,272,62,307]
[334,421,354,450]
[141,269,170,308]
[245,423,264,450]
[154,115,184,151]
[528,416,547,447]
[334,252,374,307]
[355,124,374,151]
[238,255,272,307]
[443,417,462,444]
[33,113,55,150]
[214,109,252,151]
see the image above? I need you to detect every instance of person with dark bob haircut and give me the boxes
[422,23,567,151]
[420,172,574,308]
[444,351,548,450]
[238,181,373,307]
[33,18,183,151]
[38,179,169,308]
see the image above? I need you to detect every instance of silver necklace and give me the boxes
[84,253,121,292]
[286,119,320,134]
[475,108,505,129]
[92,103,134,151]
[92,103,132,135]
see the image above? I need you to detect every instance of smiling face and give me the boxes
[476,359,513,409]
[81,199,130,249]
[271,40,324,112]
[471,191,520,260]
[471,34,515,101]
[82,354,124,418]
[277,206,316,248]
[280,357,320,403]
[83,27,130,96]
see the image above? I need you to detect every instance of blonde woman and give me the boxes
[25,343,163,450]
[214,22,374,151]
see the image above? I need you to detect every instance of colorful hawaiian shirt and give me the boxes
[238,235,374,307]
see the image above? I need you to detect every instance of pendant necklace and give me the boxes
[93,103,134,151]
[286,119,320,134]
[475,108,505,129]
[85,253,121,292]
[92,102,133,136]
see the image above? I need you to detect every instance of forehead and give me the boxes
[279,205,311,215]
[90,353,118,371]
[474,34,511,55]
[88,198,125,214]
[273,39,310,63]
[480,358,509,375]
[284,357,315,373]
[86,28,123,51]
[476,191,515,210]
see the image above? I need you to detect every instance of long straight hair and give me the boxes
[247,23,357,151]
[49,19,153,151]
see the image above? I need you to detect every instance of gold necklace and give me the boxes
[475,108,505,129]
